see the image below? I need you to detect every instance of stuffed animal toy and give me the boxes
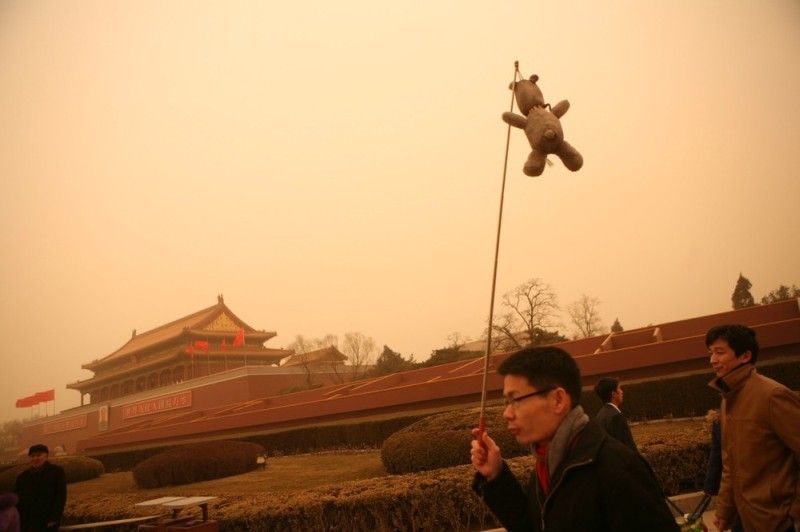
[502,74,583,177]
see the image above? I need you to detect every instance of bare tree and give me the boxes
[566,294,606,339]
[0,419,22,451]
[445,331,470,350]
[491,278,564,350]
[286,334,339,385]
[341,332,377,380]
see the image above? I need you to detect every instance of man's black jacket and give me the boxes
[14,461,66,531]
[594,403,638,453]
[473,420,678,532]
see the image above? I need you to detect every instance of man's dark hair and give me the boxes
[498,346,582,408]
[705,324,759,364]
[594,377,619,403]
[28,443,48,455]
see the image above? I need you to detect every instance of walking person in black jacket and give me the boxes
[14,444,66,532]
[470,346,677,532]
[593,377,638,453]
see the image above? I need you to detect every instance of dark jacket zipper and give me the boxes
[536,457,594,531]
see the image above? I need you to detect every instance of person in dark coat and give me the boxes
[593,377,638,453]
[0,493,20,532]
[13,444,66,532]
[470,346,677,532]
[703,409,722,497]
[703,410,744,532]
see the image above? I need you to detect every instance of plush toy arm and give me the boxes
[551,100,570,118]
[501,112,527,129]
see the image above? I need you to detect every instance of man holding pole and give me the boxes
[470,346,677,531]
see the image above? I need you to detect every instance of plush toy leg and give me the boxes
[554,141,583,172]
[523,150,547,177]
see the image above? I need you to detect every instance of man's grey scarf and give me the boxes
[546,405,589,475]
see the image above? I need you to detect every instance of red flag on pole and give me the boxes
[15,395,37,408]
[35,389,55,403]
[233,328,245,348]
[220,338,228,351]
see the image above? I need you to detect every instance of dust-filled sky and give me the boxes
[1,1,799,422]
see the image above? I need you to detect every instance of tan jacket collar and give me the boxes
[709,363,756,395]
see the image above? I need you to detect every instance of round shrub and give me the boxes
[132,440,264,488]
[381,405,527,474]
[0,455,104,492]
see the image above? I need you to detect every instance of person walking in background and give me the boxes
[702,409,722,498]
[470,346,677,531]
[703,409,743,532]
[13,444,66,531]
[707,324,800,532]
[593,377,638,453]
[0,493,20,532]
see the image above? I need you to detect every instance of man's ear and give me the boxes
[738,350,752,364]
[552,387,570,414]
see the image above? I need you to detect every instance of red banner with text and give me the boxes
[121,391,193,420]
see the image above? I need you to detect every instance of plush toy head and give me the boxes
[510,75,545,115]
[502,74,583,177]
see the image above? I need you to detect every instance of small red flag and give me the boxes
[233,328,245,348]
[220,338,228,351]
[193,340,209,352]
[186,344,195,359]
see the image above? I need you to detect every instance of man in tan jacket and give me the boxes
[707,324,800,532]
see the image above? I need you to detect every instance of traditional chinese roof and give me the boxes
[82,295,276,372]
[281,346,347,367]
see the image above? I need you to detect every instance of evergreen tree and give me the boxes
[371,345,416,376]
[731,273,755,309]
[610,318,623,333]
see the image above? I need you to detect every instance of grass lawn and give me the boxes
[66,450,387,520]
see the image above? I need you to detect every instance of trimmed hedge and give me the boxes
[132,440,264,488]
[0,455,105,492]
[242,414,427,456]
[94,414,426,472]
[381,405,716,483]
[581,359,800,421]
[381,406,527,474]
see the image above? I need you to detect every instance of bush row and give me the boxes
[382,407,527,474]
[581,359,800,421]
[94,414,426,471]
[132,440,264,489]
[241,414,427,456]
[0,455,104,492]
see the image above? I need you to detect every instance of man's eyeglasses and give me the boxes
[504,387,556,409]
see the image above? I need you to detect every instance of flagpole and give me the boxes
[478,61,521,436]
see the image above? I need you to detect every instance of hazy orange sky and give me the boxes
[1,1,798,422]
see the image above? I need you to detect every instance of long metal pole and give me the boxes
[478,61,520,434]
